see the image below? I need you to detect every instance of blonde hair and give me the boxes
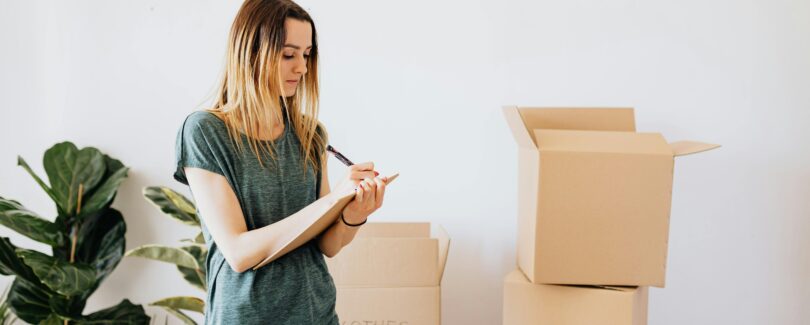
[206,0,326,173]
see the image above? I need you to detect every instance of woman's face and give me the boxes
[280,18,312,97]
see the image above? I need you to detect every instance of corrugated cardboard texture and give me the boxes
[503,270,648,325]
[326,222,450,287]
[335,286,440,325]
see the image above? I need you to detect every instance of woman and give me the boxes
[172,0,386,323]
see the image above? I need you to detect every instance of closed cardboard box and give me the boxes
[327,222,450,325]
[503,270,648,325]
[503,106,719,287]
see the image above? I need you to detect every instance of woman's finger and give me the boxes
[355,183,365,203]
[362,179,375,205]
[374,177,385,208]
[351,170,376,181]
[350,161,374,172]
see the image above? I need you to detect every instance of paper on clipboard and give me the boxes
[252,173,399,270]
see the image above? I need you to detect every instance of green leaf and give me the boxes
[16,156,65,216]
[48,289,88,321]
[194,232,205,244]
[0,198,65,246]
[125,245,199,269]
[39,313,64,325]
[42,142,106,217]
[79,209,126,286]
[7,278,51,324]
[143,187,199,227]
[176,266,206,292]
[0,237,39,283]
[179,232,205,245]
[77,299,150,324]
[176,245,207,291]
[78,166,129,220]
[158,307,196,325]
[16,249,96,296]
[150,296,204,314]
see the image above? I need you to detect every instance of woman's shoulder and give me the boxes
[178,110,231,145]
[184,110,226,127]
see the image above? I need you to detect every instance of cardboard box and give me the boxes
[503,106,720,287]
[503,270,648,325]
[335,286,440,325]
[327,222,450,325]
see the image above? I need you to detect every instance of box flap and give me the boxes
[506,271,640,293]
[433,225,450,284]
[356,222,430,238]
[503,105,538,148]
[517,107,636,132]
[503,106,637,149]
[326,222,448,287]
[534,129,672,156]
[669,141,721,157]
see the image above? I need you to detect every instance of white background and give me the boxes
[1,0,808,324]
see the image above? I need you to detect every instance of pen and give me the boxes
[327,145,381,178]
[326,145,354,166]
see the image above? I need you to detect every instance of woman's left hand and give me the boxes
[342,176,387,225]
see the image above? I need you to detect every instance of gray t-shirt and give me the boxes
[173,111,338,325]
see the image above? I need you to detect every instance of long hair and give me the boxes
[207,0,326,173]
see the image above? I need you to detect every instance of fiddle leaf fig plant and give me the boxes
[125,186,206,325]
[0,142,150,324]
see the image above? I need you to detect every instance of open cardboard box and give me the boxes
[503,106,720,287]
[503,270,648,325]
[326,222,450,325]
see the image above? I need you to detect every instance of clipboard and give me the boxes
[251,173,400,270]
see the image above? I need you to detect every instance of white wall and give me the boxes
[1,0,808,324]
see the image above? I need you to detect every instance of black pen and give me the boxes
[326,145,355,166]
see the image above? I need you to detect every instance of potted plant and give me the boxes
[0,142,150,324]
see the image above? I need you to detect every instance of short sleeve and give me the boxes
[173,112,227,185]
[314,122,328,198]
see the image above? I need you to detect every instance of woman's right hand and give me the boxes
[342,174,387,225]
[333,161,377,195]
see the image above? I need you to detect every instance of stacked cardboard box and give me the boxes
[326,222,450,325]
[502,106,719,324]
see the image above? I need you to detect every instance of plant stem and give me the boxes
[69,183,84,264]
[64,183,84,325]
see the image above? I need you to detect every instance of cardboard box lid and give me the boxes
[534,129,673,156]
[503,106,636,149]
[669,140,721,157]
[535,129,721,157]
[327,222,450,287]
[504,106,721,156]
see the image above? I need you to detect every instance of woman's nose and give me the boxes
[294,56,307,75]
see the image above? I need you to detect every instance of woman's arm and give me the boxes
[184,166,350,272]
[184,162,383,272]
